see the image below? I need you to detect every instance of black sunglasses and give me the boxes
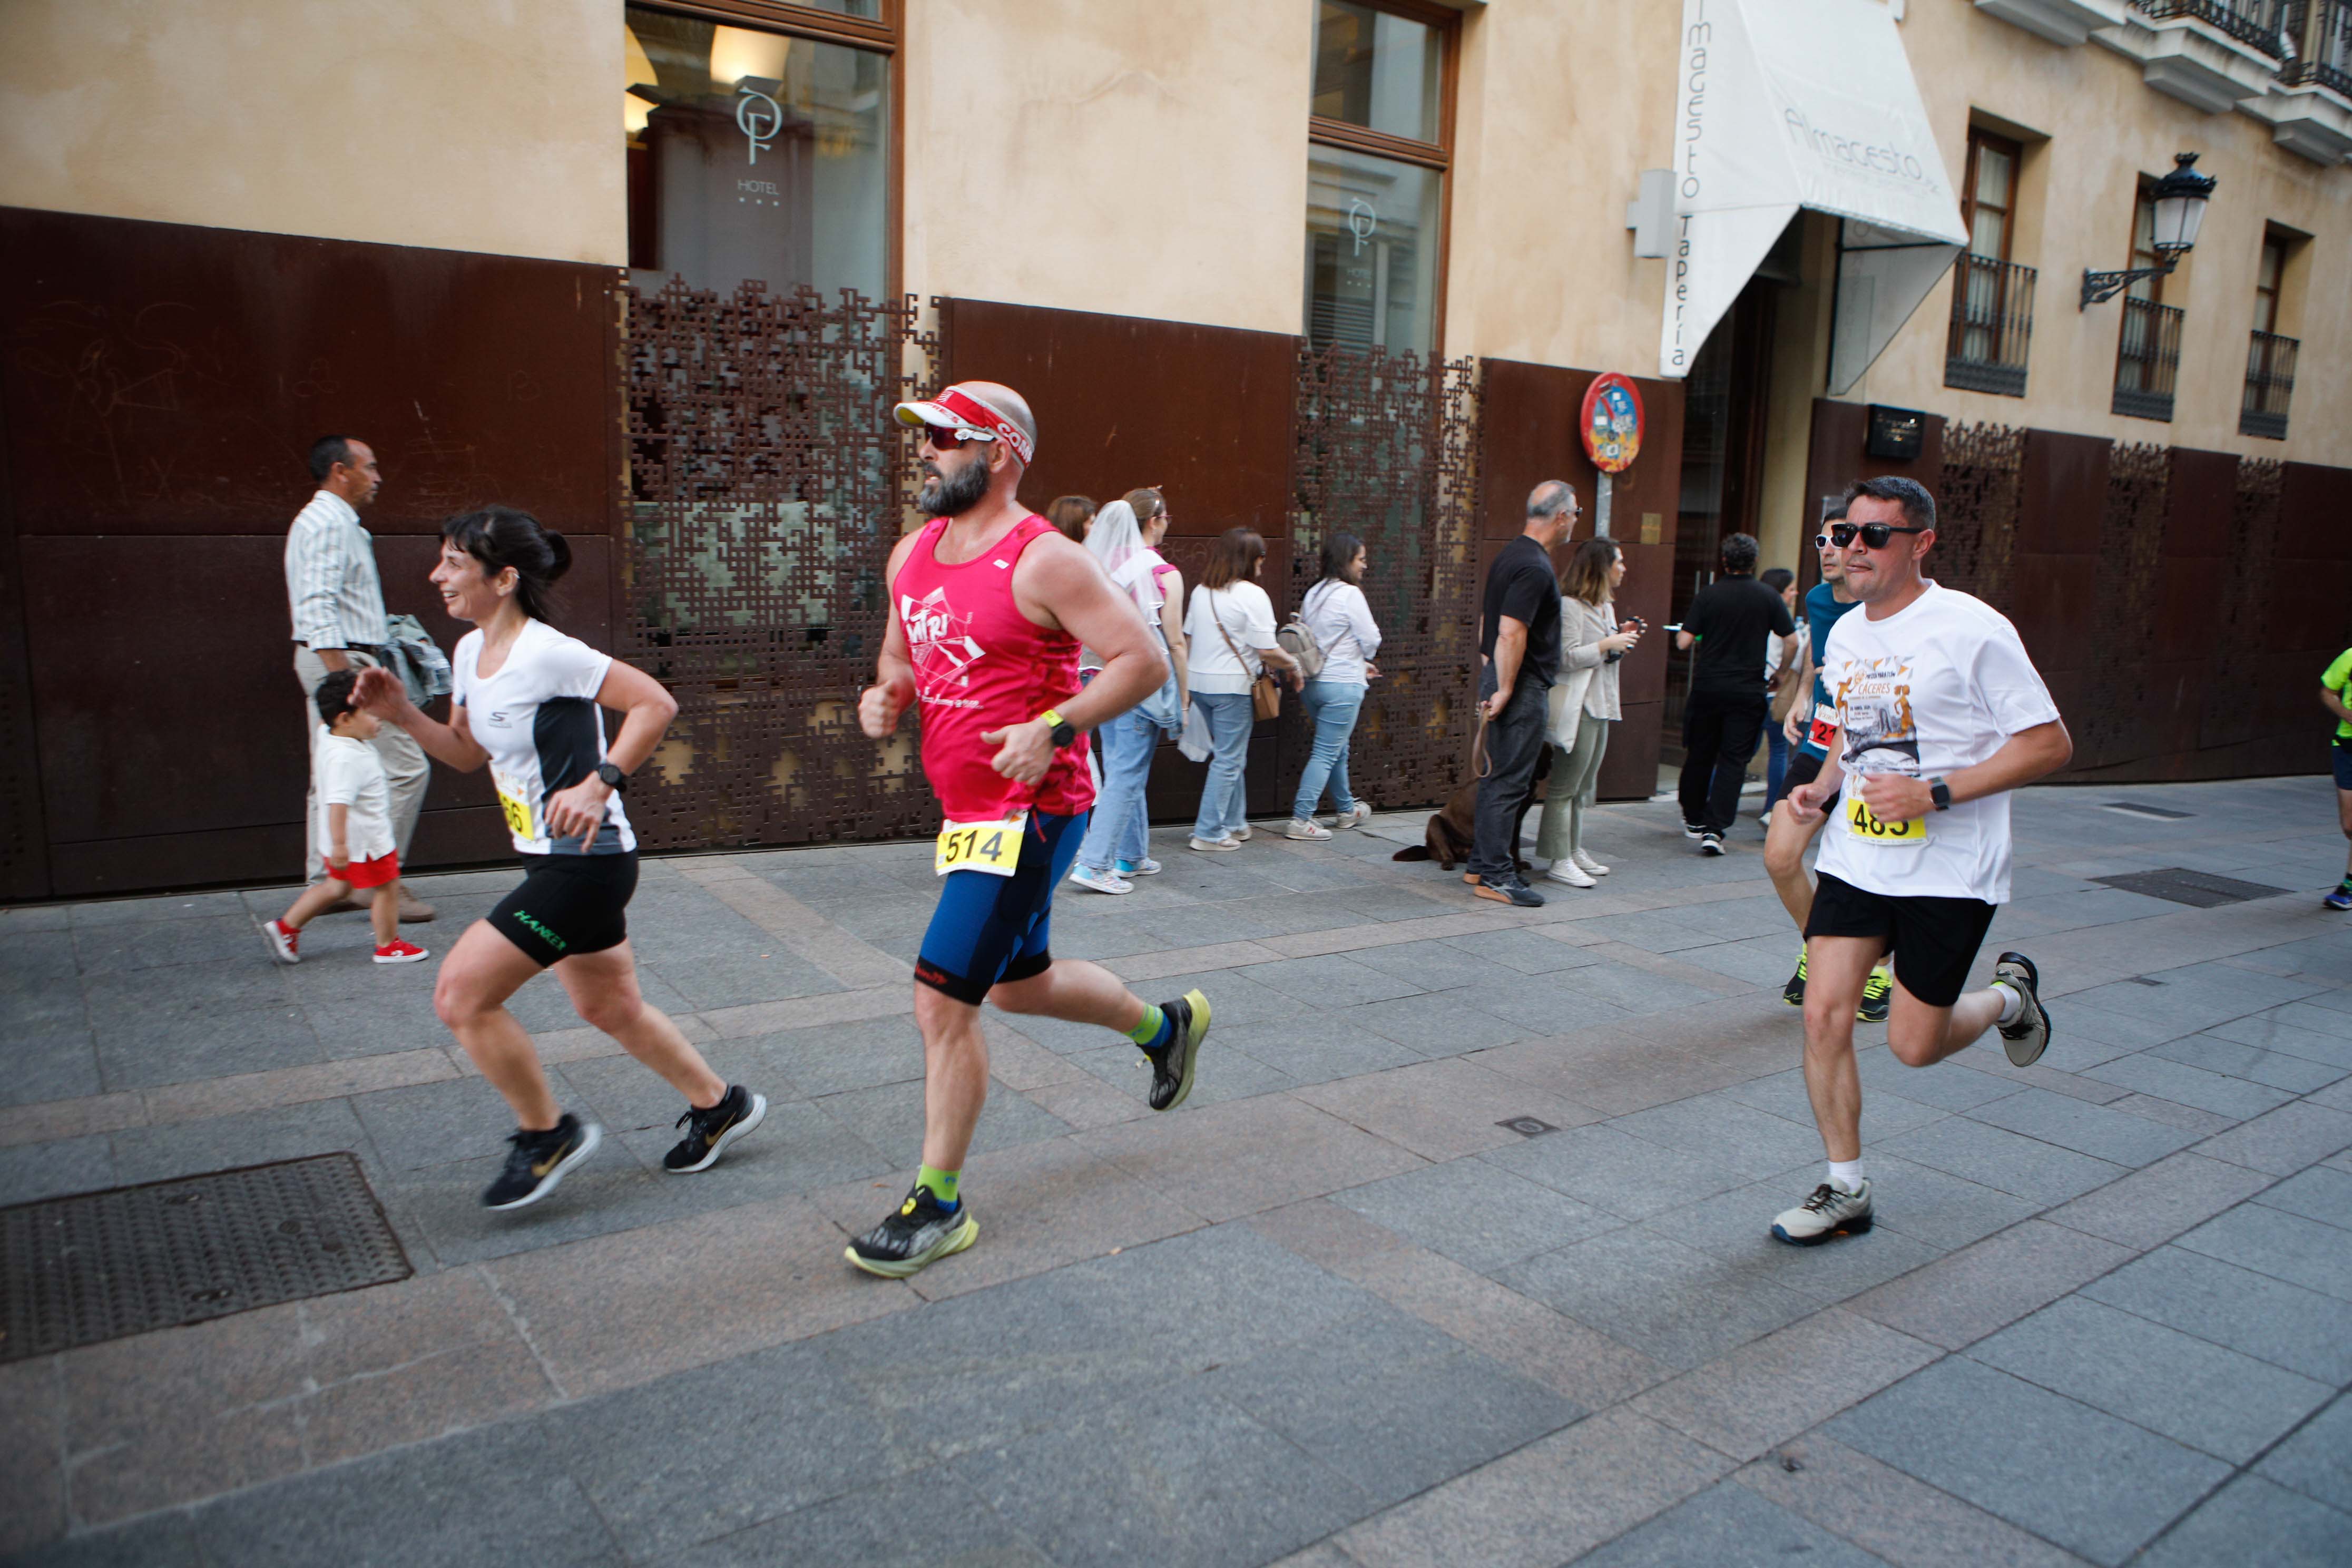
[1818,521,1929,550]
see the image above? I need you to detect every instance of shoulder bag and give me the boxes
[1211,589,1281,721]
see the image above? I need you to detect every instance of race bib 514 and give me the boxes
[936,812,1027,877]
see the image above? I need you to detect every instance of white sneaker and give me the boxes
[1188,835,1241,852]
[1571,849,1609,877]
[1233,825,1254,842]
[1543,860,1596,888]
[1285,818,1332,841]
[1336,802,1373,830]
[1770,1179,1873,1246]
[1067,865,1134,895]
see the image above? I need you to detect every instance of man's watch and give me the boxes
[1928,777,1952,812]
[1040,709,1079,750]
[594,761,630,793]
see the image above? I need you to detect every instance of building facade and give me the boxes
[1,0,2347,899]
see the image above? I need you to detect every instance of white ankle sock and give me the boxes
[1991,982,2023,1025]
[1828,1159,1865,1193]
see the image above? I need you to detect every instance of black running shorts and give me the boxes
[1804,871,1997,1008]
[488,852,638,967]
[1784,750,1825,795]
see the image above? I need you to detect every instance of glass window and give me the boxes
[1312,2,1441,144]
[2128,184,2161,303]
[1964,131,2014,260]
[1305,146,1440,356]
[2253,236,2284,333]
[625,7,888,301]
[785,0,879,15]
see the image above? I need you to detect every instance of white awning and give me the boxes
[1660,0,1968,394]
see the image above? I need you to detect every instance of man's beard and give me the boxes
[918,456,991,517]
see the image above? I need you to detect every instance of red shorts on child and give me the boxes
[337,851,400,890]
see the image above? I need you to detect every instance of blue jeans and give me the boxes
[1191,692,1255,841]
[1762,723,1790,814]
[1074,706,1159,873]
[1292,680,1366,820]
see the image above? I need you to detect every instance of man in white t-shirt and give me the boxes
[1772,476,2073,1246]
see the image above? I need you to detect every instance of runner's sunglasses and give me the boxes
[1815,521,1930,550]
[917,422,997,451]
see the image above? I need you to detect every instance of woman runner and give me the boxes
[355,506,766,1210]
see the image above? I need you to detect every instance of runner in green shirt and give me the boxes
[2319,648,2352,909]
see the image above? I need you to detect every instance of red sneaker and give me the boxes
[373,939,430,965]
[259,918,300,965]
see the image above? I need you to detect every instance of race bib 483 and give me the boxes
[1845,792,1927,847]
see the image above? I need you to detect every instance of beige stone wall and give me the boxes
[898,0,1313,336]
[0,0,623,264]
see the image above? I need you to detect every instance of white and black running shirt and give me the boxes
[453,620,636,856]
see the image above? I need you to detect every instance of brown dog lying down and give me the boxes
[1393,745,1551,876]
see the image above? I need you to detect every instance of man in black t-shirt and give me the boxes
[1674,532,1796,854]
[1468,481,1577,906]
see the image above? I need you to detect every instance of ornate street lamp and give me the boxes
[2081,153,2217,309]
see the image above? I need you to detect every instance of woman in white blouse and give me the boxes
[1286,532,1381,840]
[1183,527,1303,851]
[1537,537,1642,887]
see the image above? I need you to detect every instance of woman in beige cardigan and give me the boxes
[1537,538,1642,886]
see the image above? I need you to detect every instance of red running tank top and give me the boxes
[893,513,1094,822]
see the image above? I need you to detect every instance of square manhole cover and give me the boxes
[2091,868,2289,909]
[0,1153,410,1363]
[1496,1116,1561,1138]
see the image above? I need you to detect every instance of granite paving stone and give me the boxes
[2192,1099,2352,1175]
[1634,1170,1949,1304]
[1827,1357,2229,1566]
[2252,1163,2352,1230]
[1877,1115,2128,1204]
[1730,1433,2094,1568]
[2040,1150,2277,1251]
[1332,1156,1619,1272]
[2132,1474,2352,1568]
[2151,1033,2347,1093]
[2172,1201,2352,1298]
[2077,1051,2297,1119]
[0,1132,114,1205]
[1500,1228,1824,1371]
[2082,1244,2352,1385]
[1847,1220,2132,1351]
[1477,1120,1764,1220]
[1629,1308,1940,1463]
[2255,1393,2352,1515]
[1569,1480,1893,1568]
[1965,1296,2333,1464]
[1959,1086,2202,1168]
[668,1465,1052,1567]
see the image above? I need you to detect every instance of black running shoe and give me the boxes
[1782,950,1807,1007]
[1993,951,2051,1067]
[1144,989,1212,1112]
[1698,832,1724,857]
[482,1114,601,1210]
[1858,967,1892,1024]
[663,1084,768,1173]
[846,1185,978,1278]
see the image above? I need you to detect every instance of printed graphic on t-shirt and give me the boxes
[1835,655,1922,777]
[899,586,987,712]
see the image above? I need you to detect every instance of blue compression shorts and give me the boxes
[914,809,1088,1005]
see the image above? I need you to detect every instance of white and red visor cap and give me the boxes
[891,386,1034,466]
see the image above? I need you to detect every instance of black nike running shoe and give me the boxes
[663,1084,768,1173]
[846,1185,978,1278]
[482,1114,601,1210]
[1144,988,1212,1112]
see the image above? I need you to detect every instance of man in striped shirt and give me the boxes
[286,436,433,923]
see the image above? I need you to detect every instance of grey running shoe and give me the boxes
[1771,1179,1873,1246]
[1993,951,2051,1067]
[1145,989,1212,1112]
[663,1085,767,1173]
[1474,874,1545,908]
[482,1115,602,1210]
[847,1185,978,1278]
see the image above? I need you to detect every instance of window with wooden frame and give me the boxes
[1946,125,2034,395]
[1305,0,1457,358]
[2242,228,2297,439]
[2113,175,2182,420]
[625,0,900,304]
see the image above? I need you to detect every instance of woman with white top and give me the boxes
[1285,532,1382,840]
[1536,537,1642,887]
[1183,526,1302,851]
[354,505,765,1211]
[1068,494,1191,893]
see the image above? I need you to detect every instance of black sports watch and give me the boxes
[594,760,630,793]
[1040,708,1079,750]
[1928,777,1952,812]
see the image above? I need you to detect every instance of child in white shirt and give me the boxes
[260,670,429,966]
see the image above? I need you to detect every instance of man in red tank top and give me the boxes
[849,380,1213,1278]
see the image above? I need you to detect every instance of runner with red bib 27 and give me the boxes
[851,380,1211,1278]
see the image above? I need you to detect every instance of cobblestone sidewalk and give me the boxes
[3,776,2349,1567]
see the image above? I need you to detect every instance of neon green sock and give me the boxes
[916,1164,960,1206]
[1126,1003,1168,1050]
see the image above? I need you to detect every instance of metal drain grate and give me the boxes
[1496,1116,1561,1138]
[2092,868,2289,909]
[2103,801,2193,821]
[0,1154,410,1363]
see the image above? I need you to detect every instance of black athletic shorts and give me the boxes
[1804,871,1997,1008]
[488,852,638,967]
[2334,740,2352,792]
[1784,750,1825,795]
